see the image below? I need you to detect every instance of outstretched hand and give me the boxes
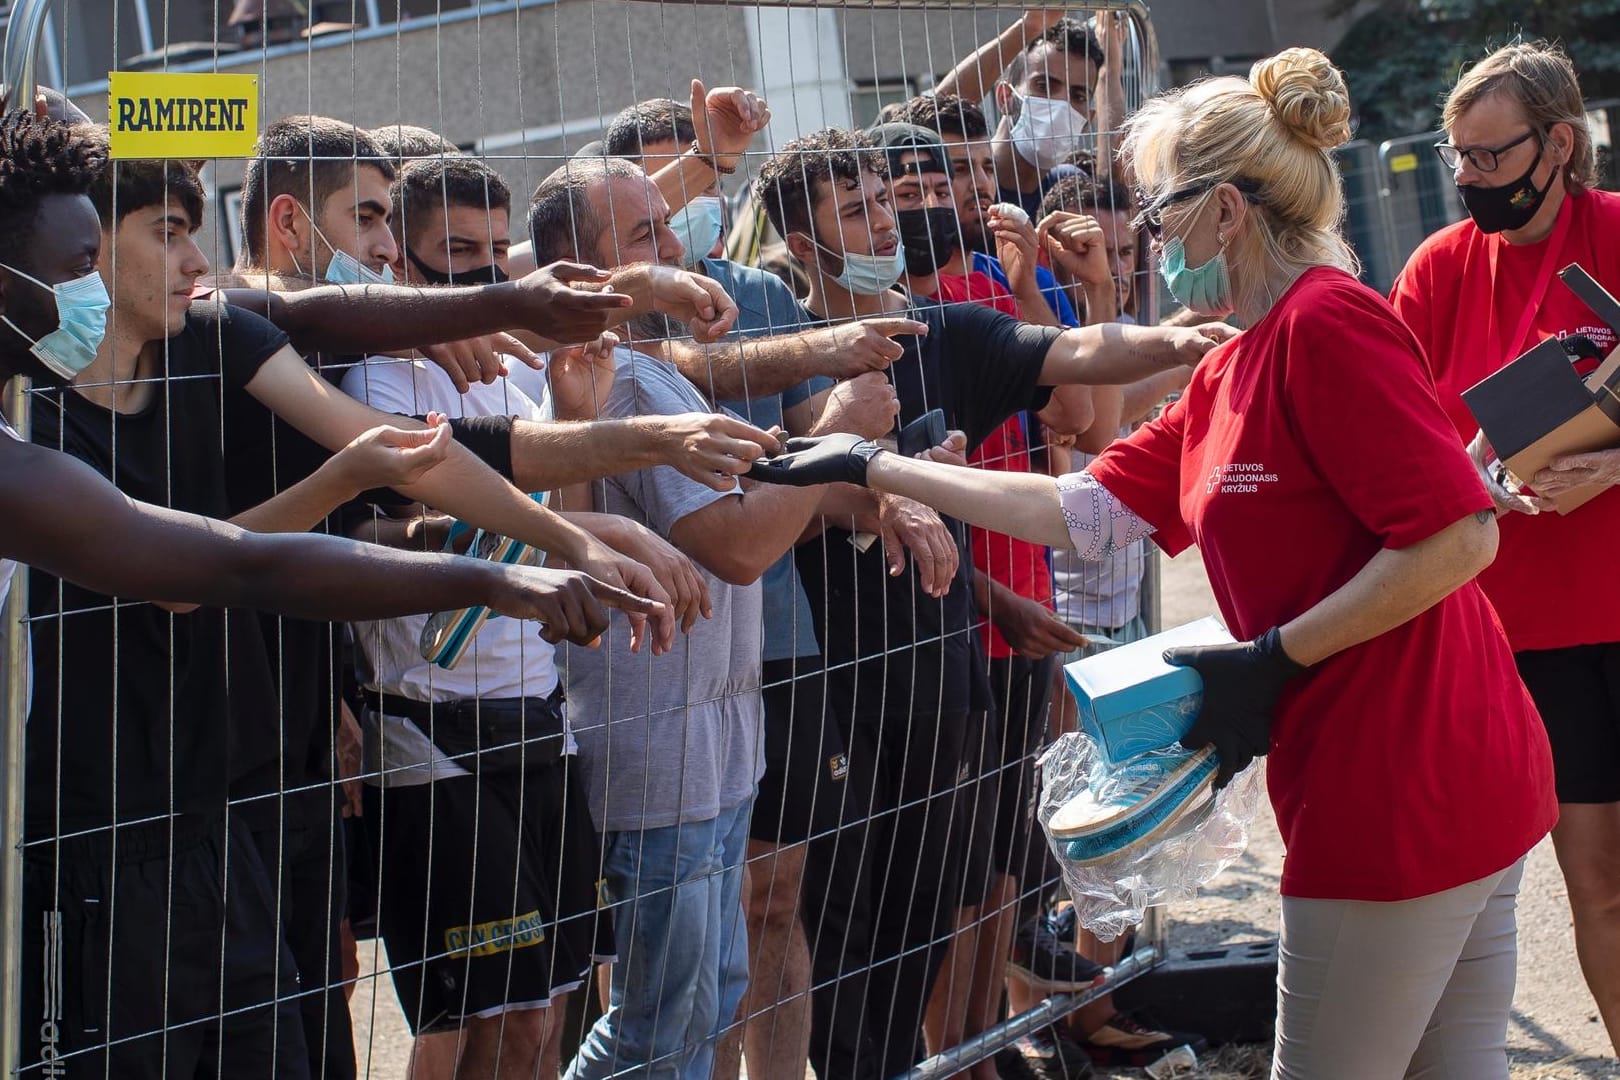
[488,563,664,648]
[335,414,455,492]
[745,433,886,487]
[512,261,635,344]
[420,332,544,392]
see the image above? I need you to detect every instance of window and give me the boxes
[849,79,917,129]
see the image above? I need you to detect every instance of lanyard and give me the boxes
[1486,194,1574,362]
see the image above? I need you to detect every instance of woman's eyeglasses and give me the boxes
[1434,129,1537,173]
[1131,177,1262,238]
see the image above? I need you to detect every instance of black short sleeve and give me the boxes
[183,299,292,392]
[938,303,1060,450]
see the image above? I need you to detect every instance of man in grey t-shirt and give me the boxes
[535,156,863,1079]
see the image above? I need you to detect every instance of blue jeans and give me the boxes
[565,798,752,1079]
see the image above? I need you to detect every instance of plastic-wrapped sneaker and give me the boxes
[1049,747,1218,864]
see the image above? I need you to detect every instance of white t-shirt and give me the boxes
[340,355,563,785]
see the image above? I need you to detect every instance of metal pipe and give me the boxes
[0,377,31,1079]
[1,0,53,110]
[896,945,1163,1080]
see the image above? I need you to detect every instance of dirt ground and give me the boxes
[346,548,1619,1079]
[1131,549,1620,1080]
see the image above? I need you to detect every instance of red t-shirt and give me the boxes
[935,271,1054,659]
[1391,188,1620,651]
[1090,268,1555,901]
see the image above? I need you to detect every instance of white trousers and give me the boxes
[1272,858,1525,1080]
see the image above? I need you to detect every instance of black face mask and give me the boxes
[406,249,511,286]
[1457,140,1553,235]
[894,207,960,276]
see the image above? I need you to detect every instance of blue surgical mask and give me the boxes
[294,202,395,286]
[0,264,111,380]
[669,196,725,267]
[801,235,905,295]
[1158,236,1233,317]
[322,248,395,287]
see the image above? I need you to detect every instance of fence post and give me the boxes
[0,377,30,1079]
[2,6,55,1069]
[1,0,52,110]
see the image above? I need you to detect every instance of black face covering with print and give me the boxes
[1457,139,1553,235]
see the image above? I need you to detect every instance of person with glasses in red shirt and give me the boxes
[749,47,1557,1079]
[1391,42,1620,1056]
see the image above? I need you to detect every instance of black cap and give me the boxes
[865,122,950,179]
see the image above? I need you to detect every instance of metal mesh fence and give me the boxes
[0,2,1579,1078]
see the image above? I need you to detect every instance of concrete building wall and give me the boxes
[52,0,1364,259]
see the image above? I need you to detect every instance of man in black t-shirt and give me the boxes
[752,128,1220,1079]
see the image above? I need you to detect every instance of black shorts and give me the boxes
[20,814,307,1080]
[1515,643,1620,804]
[751,656,851,845]
[959,656,1057,907]
[363,757,610,1035]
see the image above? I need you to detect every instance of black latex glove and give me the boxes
[746,434,886,487]
[1164,627,1307,789]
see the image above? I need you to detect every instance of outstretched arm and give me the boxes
[744,434,1157,557]
[933,10,1067,104]
[1038,322,1231,387]
[245,346,677,650]
[660,317,927,403]
[225,261,739,355]
[0,439,655,640]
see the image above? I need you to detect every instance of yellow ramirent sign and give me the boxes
[107,72,259,159]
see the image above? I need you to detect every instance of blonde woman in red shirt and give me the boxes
[1391,42,1620,1055]
[750,47,1557,1079]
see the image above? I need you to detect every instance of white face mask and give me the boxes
[1009,91,1090,173]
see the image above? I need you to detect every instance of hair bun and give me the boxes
[1250,48,1352,150]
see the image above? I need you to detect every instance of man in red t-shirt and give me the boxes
[1391,42,1620,1053]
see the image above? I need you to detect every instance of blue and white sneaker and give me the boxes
[1049,747,1218,864]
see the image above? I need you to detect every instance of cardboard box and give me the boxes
[1062,616,1235,767]
[1462,265,1620,515]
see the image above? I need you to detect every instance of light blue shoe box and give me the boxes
[1062,616,1235,767]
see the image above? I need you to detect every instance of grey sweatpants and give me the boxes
[1272,858,1525,1080]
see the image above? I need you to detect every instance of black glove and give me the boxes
[1163,627,1306,789]
[746,434,886,487]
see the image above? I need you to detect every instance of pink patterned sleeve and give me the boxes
[1055,471,1155,560]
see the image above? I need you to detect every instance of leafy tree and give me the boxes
[1330,0,1620,144]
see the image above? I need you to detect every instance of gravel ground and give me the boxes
[345,549,1619,1079]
